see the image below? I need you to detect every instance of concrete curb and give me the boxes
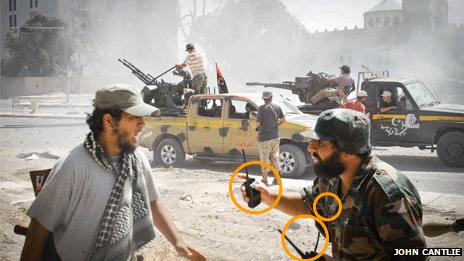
[420,191,464,215]
[0,112,86,119]
[15,103,91,108]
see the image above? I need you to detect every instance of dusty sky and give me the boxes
[281,0,463,32]
[281,0,380,32]
[181,0,464,33]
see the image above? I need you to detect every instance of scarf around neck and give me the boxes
[84,132,155,261]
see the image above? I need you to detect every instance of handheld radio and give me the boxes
[278,229,324,260]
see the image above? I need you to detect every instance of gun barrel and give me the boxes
[118,58,154,85]
[246,82,267,86]
[152,65,177,82]
[245,82,295,90]
[423,223,454,237]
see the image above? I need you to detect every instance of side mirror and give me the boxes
[249,111,257,120]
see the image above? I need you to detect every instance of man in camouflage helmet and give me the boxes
[241,108,426,260]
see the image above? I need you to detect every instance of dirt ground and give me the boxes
[0,122,463,261]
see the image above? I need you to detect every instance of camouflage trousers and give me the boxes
[192,73,207,94]
[258,138,280,174]
[311,88,338,104]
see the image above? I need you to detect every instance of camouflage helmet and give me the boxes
[301,108,371,154]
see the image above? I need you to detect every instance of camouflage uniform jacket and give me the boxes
[300,155,427,260]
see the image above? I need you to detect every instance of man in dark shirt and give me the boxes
[256,91,286,185]
[379,90,397,113]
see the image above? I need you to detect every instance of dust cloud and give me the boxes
[71,0,463,102]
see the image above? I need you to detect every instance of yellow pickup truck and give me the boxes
[139,93,318,178]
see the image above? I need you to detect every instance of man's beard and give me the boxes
[113,126,137,153]
[312,151,346,179]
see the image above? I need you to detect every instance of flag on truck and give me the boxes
[216,62,229,94]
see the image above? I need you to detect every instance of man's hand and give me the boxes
[237,174,309,218]
[175,241,206,261]
[151,200,206,260]
[237,174,271,205]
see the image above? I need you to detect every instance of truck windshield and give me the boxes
[405,81,439,108]
[250,95,303,115]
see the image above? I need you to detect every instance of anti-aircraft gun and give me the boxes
[118,59,192,116]
[246,66,389,115]
[246,71,340,104]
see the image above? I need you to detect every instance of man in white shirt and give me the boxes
[177,43,207,94]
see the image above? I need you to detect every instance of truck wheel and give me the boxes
[155,138,185,167]
[437,131,464,167]
[279,144,307,178]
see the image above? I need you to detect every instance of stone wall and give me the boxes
[1,75,137,98]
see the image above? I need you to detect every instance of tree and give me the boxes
[187,0,310,81]
[2,14,75,77]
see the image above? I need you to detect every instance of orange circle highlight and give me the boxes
[228,161,282,215]
[312,192,342,222]
[281,214,329,261]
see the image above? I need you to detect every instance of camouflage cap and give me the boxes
[300,108,371,154]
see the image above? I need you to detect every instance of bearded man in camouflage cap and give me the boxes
[241,108,427,260]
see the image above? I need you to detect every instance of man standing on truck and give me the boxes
[176,43,207,94]
[256,91,286,186]
[242,109,427,260]
[21,84,205,261]
[311,65,355,105]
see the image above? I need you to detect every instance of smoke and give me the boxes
[184,0,463,103]
[66,0,462,103]
[74,0,180,87]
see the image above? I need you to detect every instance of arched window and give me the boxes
[369,18,374,28]
[375,17,380,26]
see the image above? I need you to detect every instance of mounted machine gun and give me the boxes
[118,59,192,116]
[357,64,389,88]
[246,71,336,104]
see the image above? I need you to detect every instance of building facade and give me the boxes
[364,0,403,28]
[301,0,462,77]
[1,0,179,77]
